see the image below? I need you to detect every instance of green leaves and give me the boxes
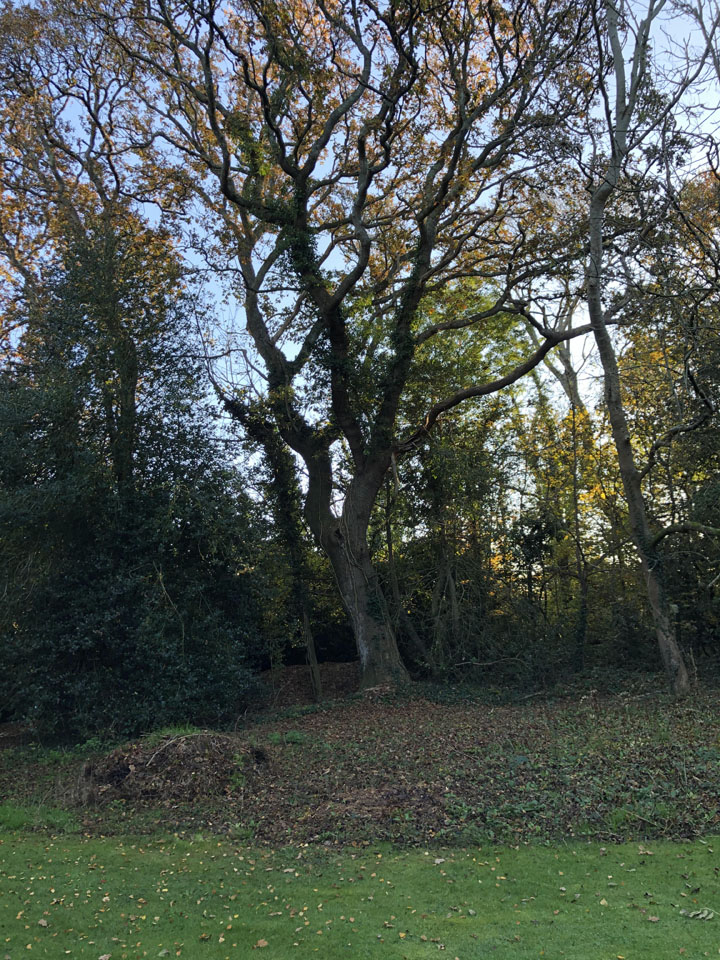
[0,211,264,739]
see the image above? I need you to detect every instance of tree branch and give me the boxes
[651,522,720,549]
[396,323,596,453]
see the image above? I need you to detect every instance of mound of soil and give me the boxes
[75,732,269,806]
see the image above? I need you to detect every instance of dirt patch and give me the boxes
[0,723,30,750]
[75,732,269,806]
[259,661,360,709]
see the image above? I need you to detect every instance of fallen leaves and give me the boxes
[7,688,720,847]
[680,907,715,920]
[4,825,720,960]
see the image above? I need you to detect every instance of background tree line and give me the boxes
[0,0,718,738]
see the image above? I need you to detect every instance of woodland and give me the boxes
[1,0,720,742]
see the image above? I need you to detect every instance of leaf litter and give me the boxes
[52,683,720,846]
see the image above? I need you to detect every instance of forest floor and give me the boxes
[1,667,720,847]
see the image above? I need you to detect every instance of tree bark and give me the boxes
[302,608,323,702]
[324,531,409,687]
[588,201,690,695]
[302,455,409,687]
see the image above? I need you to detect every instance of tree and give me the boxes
[612,171,720,662]
[0,211,262,737]
[578,0,719,694]
[80,0,604,686]
[6,0,716,696]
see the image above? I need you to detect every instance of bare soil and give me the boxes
[259,661,361,708]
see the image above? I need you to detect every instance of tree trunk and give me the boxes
[588,199,689,696]
[589,314,689,694]
[573,572,588,673]
[446,565,461,649]
[325,532,409,687]
[643,557,689,693]
[584,1,690,696]
[301,450,410,688]
[302,608,323,702]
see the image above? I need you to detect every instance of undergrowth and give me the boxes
[0,681,719,846]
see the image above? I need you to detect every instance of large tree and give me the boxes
[578,0,719,694]
[5,0,716,693]
[0,11,262,734]
[74,0,606,686]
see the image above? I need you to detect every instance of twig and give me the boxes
[454,657,525,668]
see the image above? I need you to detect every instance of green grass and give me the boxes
[0,803,79,834]
[1,832,719,958]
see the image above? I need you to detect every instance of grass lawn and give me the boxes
[1,832,719,959]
